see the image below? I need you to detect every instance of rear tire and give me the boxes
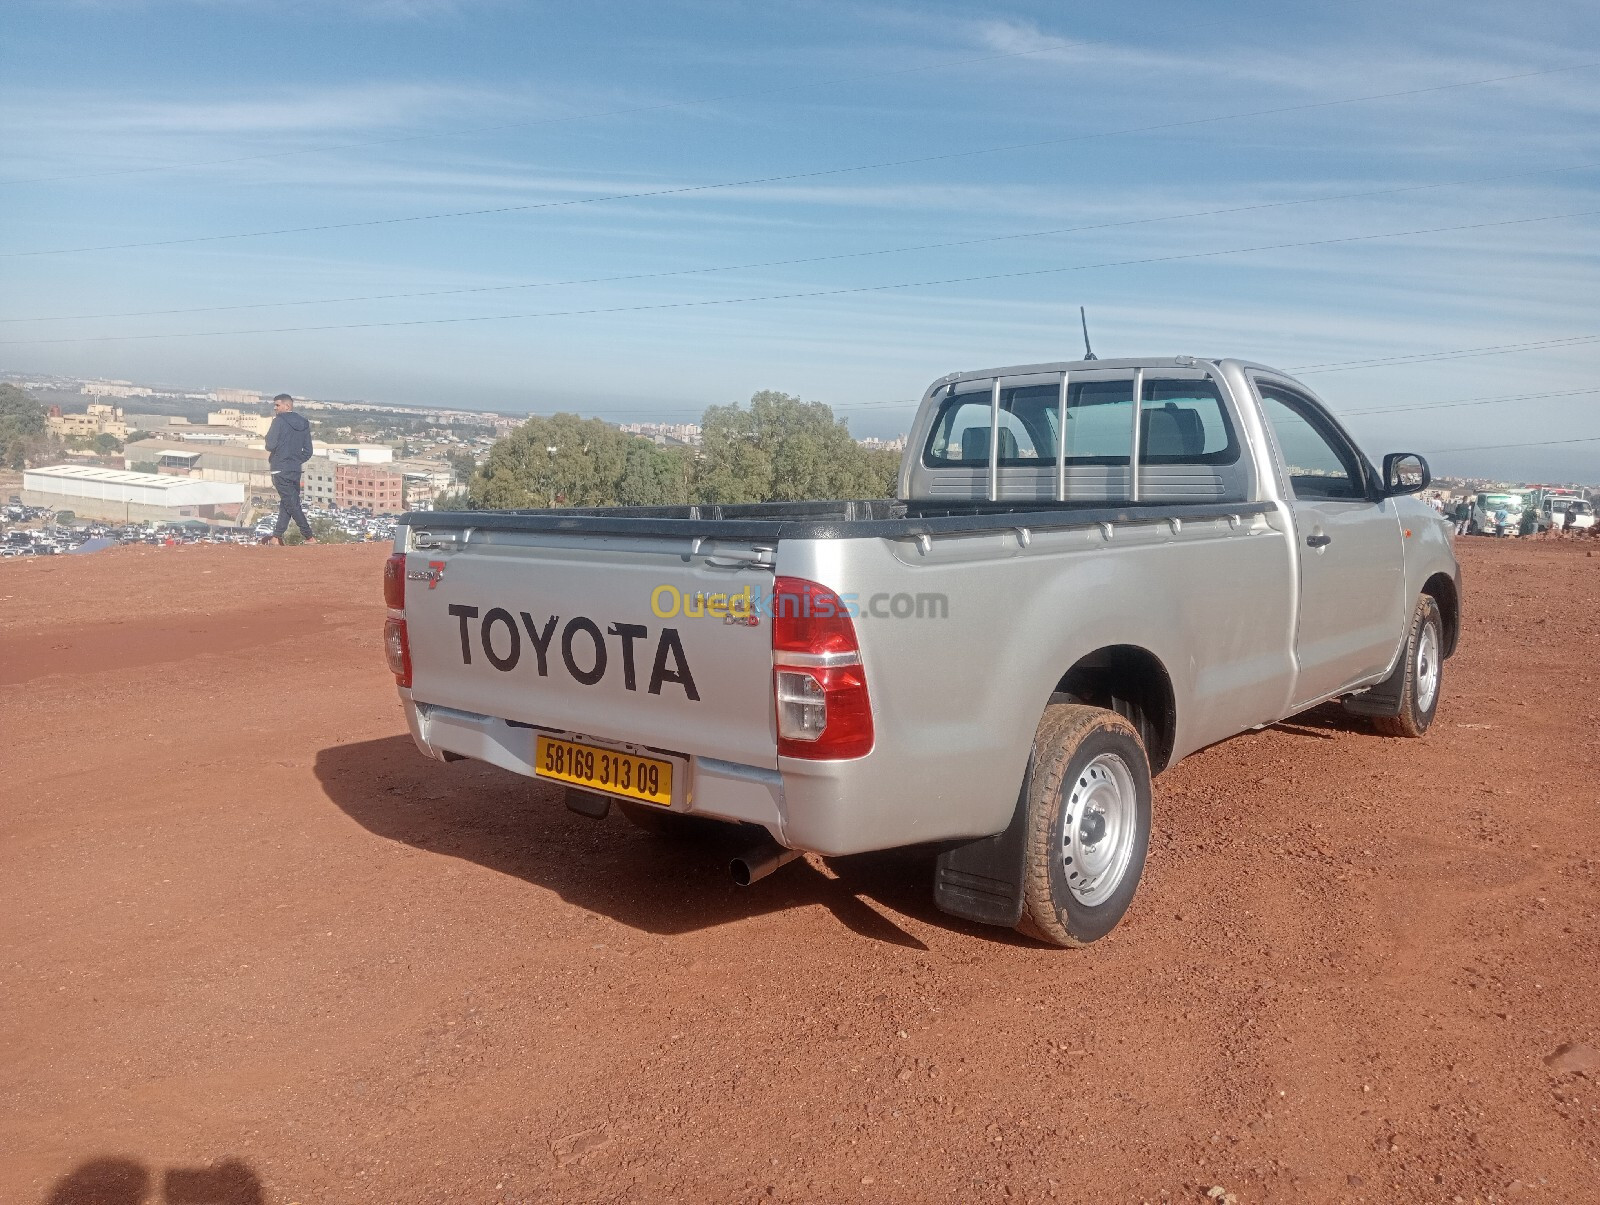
[1373,595,1443,738]
[1015,705,1152,947]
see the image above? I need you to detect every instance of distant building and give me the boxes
[124,413,193,431]
[21,464,242,523]
[208,388,262,407]
[391,458,456,507]
[123,439,276,493]
[303,456,338,507]
[336,463,405,514]
[207,408,272,436]
[317,442,394,464]
[145,448,204,475]
[296,447,406,509]
[858,435,907,453]
[619,421,702,446]
[47,402,128,442]
[80,380,154,399]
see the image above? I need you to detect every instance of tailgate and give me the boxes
[402,529,779,769]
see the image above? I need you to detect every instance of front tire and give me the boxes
[1016,705,1152,947]
[1373,595,1443,738]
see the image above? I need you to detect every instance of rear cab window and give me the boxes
[922,377,1240,469]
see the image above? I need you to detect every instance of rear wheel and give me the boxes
[1373,595,1443,738]
[1016,705,1152,947]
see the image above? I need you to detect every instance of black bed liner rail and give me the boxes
[402,498,1277,544]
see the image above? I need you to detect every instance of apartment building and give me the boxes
[335,463,405,514]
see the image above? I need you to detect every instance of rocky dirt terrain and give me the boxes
[2,538,1597,1204]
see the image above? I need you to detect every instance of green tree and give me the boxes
[0,384,51,469]
[858,446,901,497]
[694,390,896,503]
[447,448,478,486]
[463,394,898,512]
[471,413,666,509]
[132,461,160,474]
[94,432,123,454]
[695,402,773,504]
[618,441,693,506]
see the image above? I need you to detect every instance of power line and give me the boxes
[1290,332,1600,372]
[4,207,1591,347]
[8,159,1594,325]
[1426,433,1600,453]
[8,60,1595,260]
[4,208,1591,346]
[1338,386,1600,416]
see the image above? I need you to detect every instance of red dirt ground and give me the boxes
[2,538,1597,1204]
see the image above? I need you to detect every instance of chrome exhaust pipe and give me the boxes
[731,843,803,887]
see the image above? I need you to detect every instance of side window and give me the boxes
[1255,384,1366,501]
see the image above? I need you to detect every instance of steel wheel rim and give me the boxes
[1061,752,1138,907]
[1416,619,1440,713]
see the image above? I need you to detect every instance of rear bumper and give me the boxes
[398,692,1009,857]
[401,692,790,842]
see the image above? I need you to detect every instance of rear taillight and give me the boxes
[383,553,411,687]
[772,576,873,760]
[384,552,406,610]
[384,615,412,687]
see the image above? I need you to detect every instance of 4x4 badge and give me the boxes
[407,560,447,589]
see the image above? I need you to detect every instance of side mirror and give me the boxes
[1383,452,1430,497]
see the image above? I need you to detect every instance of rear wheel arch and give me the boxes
[1050,644,1177,774]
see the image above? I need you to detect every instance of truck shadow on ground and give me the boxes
[1272,700,1392,741]
[316,736,1032,951]
[43,1156,261,1205]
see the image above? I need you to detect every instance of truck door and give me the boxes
[1253,380,1406,708]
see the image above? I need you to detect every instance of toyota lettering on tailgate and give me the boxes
[447,605,699,700]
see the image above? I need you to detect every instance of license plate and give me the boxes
[534,735,674,807]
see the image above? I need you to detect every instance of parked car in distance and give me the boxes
[1470,491,1525,536]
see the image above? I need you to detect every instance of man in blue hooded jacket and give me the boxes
[262,393,316,545]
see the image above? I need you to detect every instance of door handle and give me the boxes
[1306,533,1332,548]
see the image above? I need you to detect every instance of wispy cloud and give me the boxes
[3,81,537,137]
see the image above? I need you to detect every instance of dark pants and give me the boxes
[272,472,313,540]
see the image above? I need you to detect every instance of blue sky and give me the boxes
[2,0,1597,479]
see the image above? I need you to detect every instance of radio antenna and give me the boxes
[1079,306,1098,360]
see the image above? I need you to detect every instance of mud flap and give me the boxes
[933,779,1028,927]
[1340,653,1405,718]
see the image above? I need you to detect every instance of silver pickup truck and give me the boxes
[383,356,1460,946]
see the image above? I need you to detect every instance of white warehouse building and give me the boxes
[21,465,245,523]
